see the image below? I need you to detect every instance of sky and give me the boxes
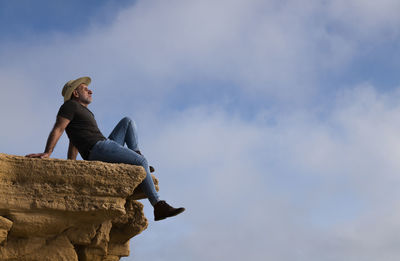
[1,0,400,260]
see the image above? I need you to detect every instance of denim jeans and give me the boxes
[88,117,160,206]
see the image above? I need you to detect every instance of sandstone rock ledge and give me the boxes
[0,153,159,261]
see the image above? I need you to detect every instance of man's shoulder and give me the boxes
[59,99,94,118]
[63,99,79,106]
[58,99,80,118]
[60,99,79,109]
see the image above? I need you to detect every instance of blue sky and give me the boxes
[2,0,400,260]
[0,0,135,37]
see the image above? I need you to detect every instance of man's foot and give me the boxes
[154,200,185,221]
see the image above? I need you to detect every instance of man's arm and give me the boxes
[67,141,78,160]
[26,116,70,158]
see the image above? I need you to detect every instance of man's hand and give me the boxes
[25,152,51,158]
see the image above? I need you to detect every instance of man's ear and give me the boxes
[72,89,79,98]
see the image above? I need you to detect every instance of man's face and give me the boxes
[74,84,92,104]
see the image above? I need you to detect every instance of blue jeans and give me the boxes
[88,117,160,206]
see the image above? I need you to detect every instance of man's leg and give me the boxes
[108,116,158,184]
[89,139,160,205]
[108,117,139,152]
[89,139,185,221]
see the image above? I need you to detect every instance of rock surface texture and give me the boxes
[0,153,158,261]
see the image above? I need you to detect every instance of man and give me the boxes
[26,76,185,221]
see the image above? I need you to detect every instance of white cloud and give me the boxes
[6,0,397,109]
[327,0,400,39]
[1,1,400,260]
[128,84,400,260]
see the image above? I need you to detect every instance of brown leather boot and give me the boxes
[154,201,185,221]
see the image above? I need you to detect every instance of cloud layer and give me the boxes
[134,85,400,261]
[1,0,400,260]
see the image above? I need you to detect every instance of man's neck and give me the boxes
[78,101,89,107]
[72,98,89,107]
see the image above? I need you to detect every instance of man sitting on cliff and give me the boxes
[26,76,185,221]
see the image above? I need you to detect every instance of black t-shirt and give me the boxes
[57,100,106,160]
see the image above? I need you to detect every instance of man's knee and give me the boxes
[121,116,131,124]
[121,117,136,129]
[139,156,148,168]
[121,117,137,130]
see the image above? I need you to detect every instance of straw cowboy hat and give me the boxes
[61,76,91,102]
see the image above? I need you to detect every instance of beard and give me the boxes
[78,95,92,105]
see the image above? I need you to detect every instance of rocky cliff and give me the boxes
[0,153,158,261]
